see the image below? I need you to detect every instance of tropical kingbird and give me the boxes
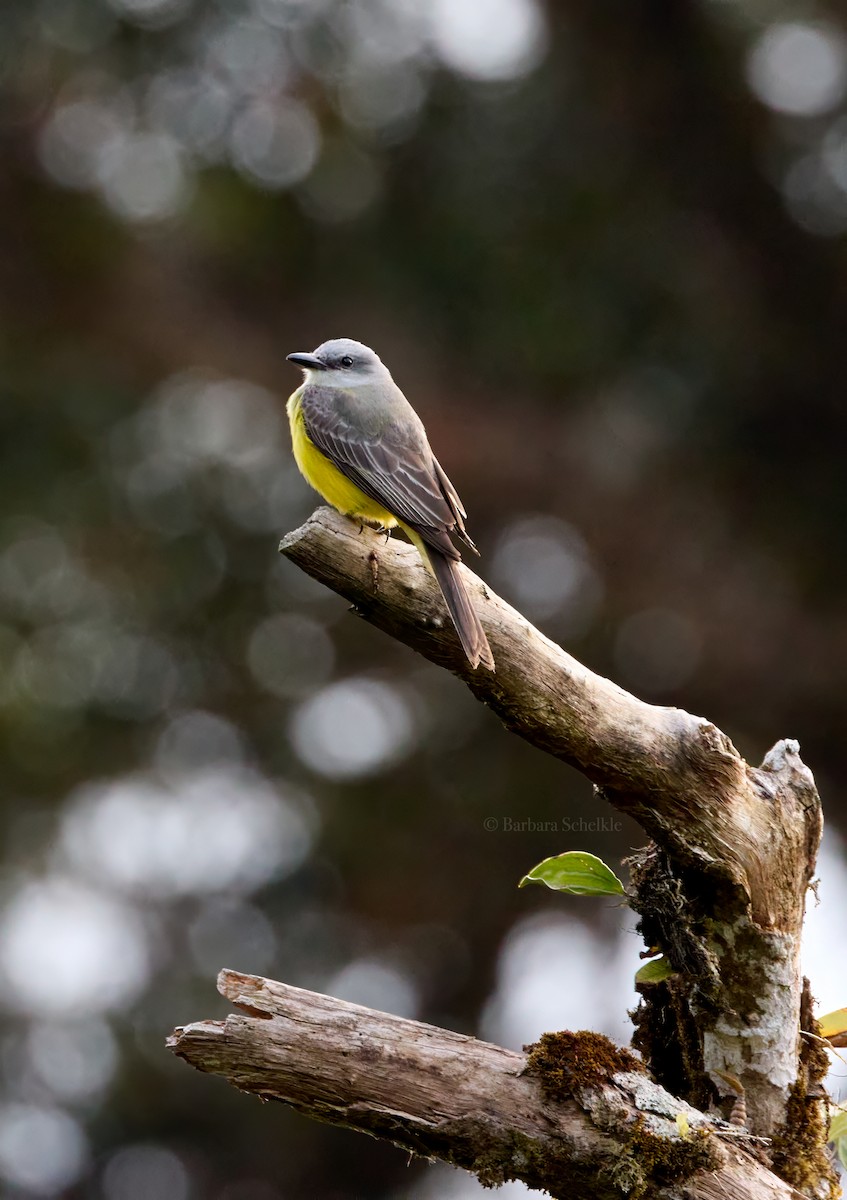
[286,338,494,671]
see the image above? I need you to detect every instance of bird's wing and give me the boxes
[433,454,475,549]
[301,385,475,557]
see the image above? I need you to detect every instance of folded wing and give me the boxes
[301,384,476,558]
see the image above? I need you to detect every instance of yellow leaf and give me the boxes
[819,1007,847,1039]
[676,1112,690,1139]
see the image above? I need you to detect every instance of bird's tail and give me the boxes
[428,548,495,672]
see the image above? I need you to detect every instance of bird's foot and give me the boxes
[356,520,390,542]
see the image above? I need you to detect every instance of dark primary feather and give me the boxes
[300,383,476,558]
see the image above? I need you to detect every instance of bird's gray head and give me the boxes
[286,338,390,387]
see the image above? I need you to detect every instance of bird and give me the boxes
[286,338,494,671]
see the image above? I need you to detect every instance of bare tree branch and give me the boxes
[169,970,798,1200]
[278,508,828,1166]
[167,508,837,1195]
[278,509,816,927]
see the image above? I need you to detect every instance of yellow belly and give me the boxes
[287,391,397,526]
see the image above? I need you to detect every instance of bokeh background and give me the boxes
[2,0,847,1196]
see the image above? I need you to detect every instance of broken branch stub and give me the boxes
[168,970,800,1200]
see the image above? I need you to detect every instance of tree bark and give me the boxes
[169,969,797,1200]
[168,508,836,1197]
[272,507,833,1197]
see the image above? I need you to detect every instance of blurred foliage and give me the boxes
[2,0,847,1196]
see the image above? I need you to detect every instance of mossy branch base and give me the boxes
[168,971,802,1200]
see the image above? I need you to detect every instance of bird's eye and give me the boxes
[340,355,354,368]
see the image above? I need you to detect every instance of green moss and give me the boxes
[468,1125,544,1189]
[525,1030,644,1103]
[429,1115,595,1200]
[525,1030,723,1198]
[604,1118,719,1200]
[630,976,709,1111]
[770,980,840,1199]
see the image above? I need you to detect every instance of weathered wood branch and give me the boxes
[279,509,817,930]
[282,510,748,859]
[277,508,831,1191]
[169,970,797,1200]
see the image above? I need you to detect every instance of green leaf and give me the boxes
[835,1139,847,1172]
[829,1106,847,1143]
[819,1007,847,1039]
[635,956,674,985]
[519,851,625,897]
[830,1107,847,1170]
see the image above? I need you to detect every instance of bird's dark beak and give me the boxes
[286,352,326,370]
